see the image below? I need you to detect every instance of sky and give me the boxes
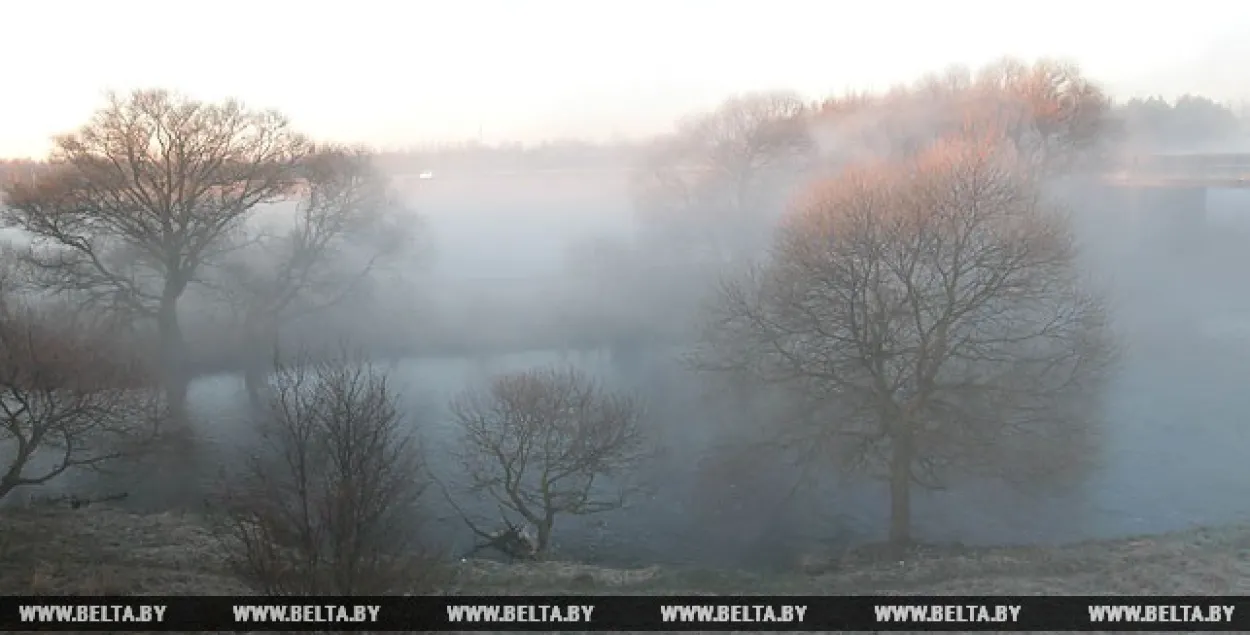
[3,0,1250,158]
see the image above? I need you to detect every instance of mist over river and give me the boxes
[24,173,1250,570]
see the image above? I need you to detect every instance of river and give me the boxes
[37,311,1250,570]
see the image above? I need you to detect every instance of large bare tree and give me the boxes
[206,146,419,406]
[447,366,651,556]
[694,135,1117,546]
[631,91,816,266]
[0,89,311,417]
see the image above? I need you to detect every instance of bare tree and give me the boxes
[447,366,651,556]
[694,135,1117,546]
[970,58,1111,174]
[816,58,1110,176]
[0,89,311,418]
[212,348,435,595]
[206,146,420,406]
[631,91,816,266]
[0,288,164,501]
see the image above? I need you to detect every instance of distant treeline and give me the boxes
[374,141,644,175]
[5,95,1248,177]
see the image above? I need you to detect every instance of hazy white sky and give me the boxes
[4,0,1250,157]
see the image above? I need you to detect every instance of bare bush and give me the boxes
[212,349,437,595]
[694,134,1118,545]
[447,366,651,557]
[0,292,164,501]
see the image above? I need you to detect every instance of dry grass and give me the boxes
[0,506,248,596]
[2,506,1249,634]
[449,527,1250,596]
[5,505,1250,597]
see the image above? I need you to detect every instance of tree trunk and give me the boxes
[154,284,204,509]
[242,333,268,410]
[535,516,555,556]
[157,294,189,424]
[888,430,914,546]
[244,362,267,409]
[242,322,278,410]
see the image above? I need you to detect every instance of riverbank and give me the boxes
[3,505,1249,597]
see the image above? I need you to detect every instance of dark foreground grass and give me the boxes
[5,505,1250,595]
[2,505,1249,634]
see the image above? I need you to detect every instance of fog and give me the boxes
[109,170,1250,569]
[5,65,1250,576]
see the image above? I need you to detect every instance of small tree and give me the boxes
[213,349,435,595]
[0,294,163,501]
[448,366,650,556]
[694,134,1117,546]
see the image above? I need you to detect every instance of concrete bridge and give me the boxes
[1103,153,1250,189]
[1096,153,1250,252]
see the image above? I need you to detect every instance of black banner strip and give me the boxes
[1,595,1246,631]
